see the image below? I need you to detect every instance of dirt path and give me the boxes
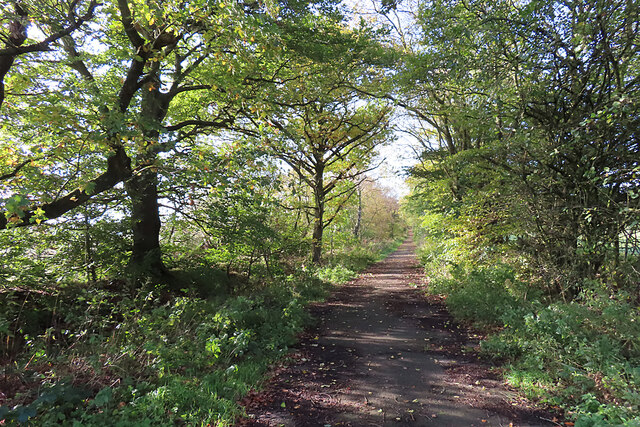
[238,238,556,426]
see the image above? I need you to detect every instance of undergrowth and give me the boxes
[0,237,403,426]
[416,233,640,426]
[0,271,328,426]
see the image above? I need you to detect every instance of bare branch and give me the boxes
[164,117,235,132]
[0,158,35,181]
[0,1,99,56]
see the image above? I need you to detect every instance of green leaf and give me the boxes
[82,182,97,195]
[16,406,37,423]
[91,387,113,408]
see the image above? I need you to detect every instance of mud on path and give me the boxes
[238,238,557,426]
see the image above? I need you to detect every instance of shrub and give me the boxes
[430,263,519,326]
[316,265,357,284]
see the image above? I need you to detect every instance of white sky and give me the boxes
[369,132,420,199]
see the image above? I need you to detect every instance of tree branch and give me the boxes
[0,147,132,230]
[116,0,144,47]
[0,0,99,57]
[0,158,34,181]
[164,117,235,132]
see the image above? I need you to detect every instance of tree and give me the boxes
[0,0,341,278]
[261,56,393,263]
[402,0,640,294]
[359,179,401,240]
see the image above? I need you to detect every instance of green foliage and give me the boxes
[326,237,404,272]
[0,220,407,424]
[328,246,378,272]
[414,210,466,275]
[0,211,398,425]
[0,271,330,426]
[0,0,401,425]
[482,293,640,425]
[160,140,285,281]
[406,155,639,425]
[316,233,405,284]
[404,0,640,294]
[430,264,520,326]
[401,0,640,421]
[316,265,357,284]
[408,195,640,424]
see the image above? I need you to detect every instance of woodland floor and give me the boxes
[237,238,560,426]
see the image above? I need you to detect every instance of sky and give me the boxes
[345,0,424,199]
[369,131,420,199]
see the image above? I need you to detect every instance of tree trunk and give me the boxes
[84,211,97,284]
[125,166,167,277]
[125,79,170,279]
[353,185,362,239]
[312,165,325,264]
[312,203,324,264]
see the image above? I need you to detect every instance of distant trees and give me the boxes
[353,179,400,240]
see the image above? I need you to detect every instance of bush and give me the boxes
[430,263,520,326]
[415,230,640,425]
[316,265,357,284]
[324,236,405,273]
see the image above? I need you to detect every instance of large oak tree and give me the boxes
[0,0,342,278]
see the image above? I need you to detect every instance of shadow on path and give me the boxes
[238,238,556,426]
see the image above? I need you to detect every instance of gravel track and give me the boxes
[238,237,556,426]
